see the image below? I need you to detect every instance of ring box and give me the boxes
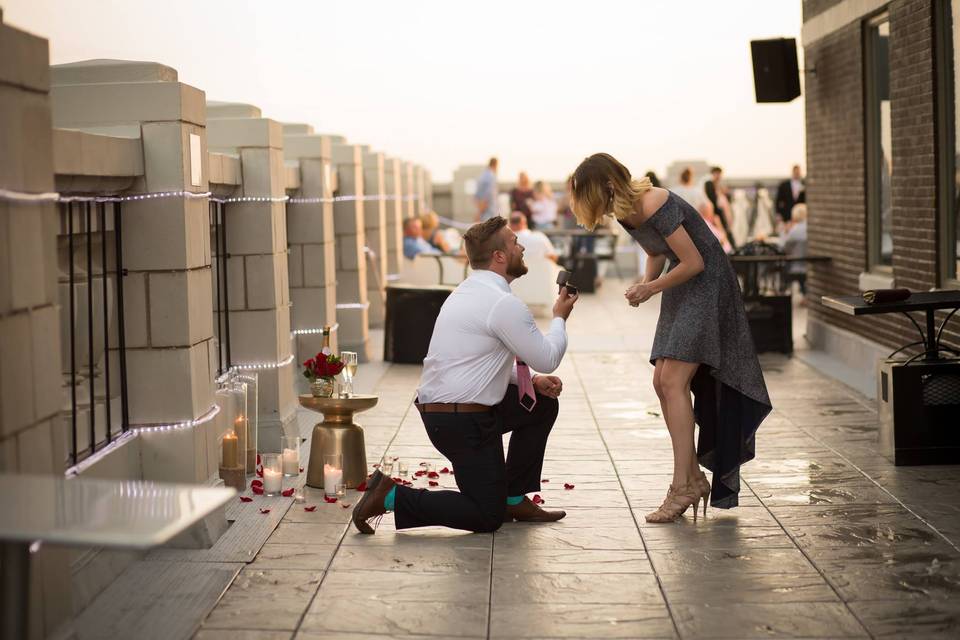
[556,270,579,296]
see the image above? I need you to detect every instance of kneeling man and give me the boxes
[353,216,578,533]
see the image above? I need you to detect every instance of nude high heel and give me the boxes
[695,471,711,519]
[645,483,700,523]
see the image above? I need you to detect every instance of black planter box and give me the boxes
[743,294,793,354]
[383,284,455,364]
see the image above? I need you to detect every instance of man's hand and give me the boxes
[625,282,656,307]
[533,375,562,398]
[552,287,579,320]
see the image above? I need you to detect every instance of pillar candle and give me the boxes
[282,448,299,475]
[263,467,283,494]
[221,433,239,468]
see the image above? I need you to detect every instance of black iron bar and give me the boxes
[114,202,129,432]
[86,202,96,455]
[99,202,112,443]
[66,203,77,465]
[219,202,231,370]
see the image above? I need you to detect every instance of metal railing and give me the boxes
[210,199,232,376]
[60,200,129,466]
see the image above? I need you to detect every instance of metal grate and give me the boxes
[922,373,960,406]
[60,201,129,466]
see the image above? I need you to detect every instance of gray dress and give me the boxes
[620,191,772,508]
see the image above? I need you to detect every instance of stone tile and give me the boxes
[195,631,292,640]
[319,569,488,603]
[201,569,322,631]
[766,503,916,527]
[649,547,817,575]
[671,602,867,638]
[640,525,793,550]
[493,525,645,551]
[251,544,337,571]
[848,599,960,638]
[330,544,491,575]
[659,573,839,605]
[266,523,347,545]
[787,521,945,550]
[536,507,637,529]
[488,603,675,639]
[493,548,652,574]
[751,481,898,507]
[492,572,664,605]
[300,599,487,637]
[635,506,780,528]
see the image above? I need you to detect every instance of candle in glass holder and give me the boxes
[323,459,343,497]
[281,435,299,476]
[234,415,248,463]
[261,453,282,495]
[221,433,239,468]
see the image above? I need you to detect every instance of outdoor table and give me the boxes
[299,393,379,489]
[729,254,832,297]
[0,473,234,639]
[821,289,960,361]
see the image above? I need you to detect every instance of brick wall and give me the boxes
[805,0,960,352]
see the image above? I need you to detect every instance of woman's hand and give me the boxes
[625,282,656,306]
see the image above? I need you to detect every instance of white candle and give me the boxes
[263,467,283,494]
[323,463,343,496]
[282,448,299,475]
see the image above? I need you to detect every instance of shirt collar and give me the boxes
[470,269,511,292]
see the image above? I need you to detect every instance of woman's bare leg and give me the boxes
[658,358,700,488]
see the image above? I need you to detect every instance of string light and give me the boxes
[210,195,290,204]
[130,403,221,434]
[336,302,370,310]
[60,190,212,203]
[290,322,339,337]
[230,353,296,371]
[0,188,60,203]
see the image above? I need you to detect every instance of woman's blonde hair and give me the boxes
[569,153,653,230]
[419,210,439,233]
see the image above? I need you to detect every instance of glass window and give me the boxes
[866,15,892,269]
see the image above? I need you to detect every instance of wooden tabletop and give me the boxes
[820,290,960,316]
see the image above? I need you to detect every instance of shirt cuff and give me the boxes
[550,317,566,331]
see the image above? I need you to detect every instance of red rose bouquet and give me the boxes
[303,352,345,381]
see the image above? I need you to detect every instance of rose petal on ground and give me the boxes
[259,508,270,514]
[564,483,575,490]
[414,470,427,477]
[356,481,368,492]
[532,494,545,505]
[251,479,263,488]
[251,485,264,495]
[340,502,352,508]
[541,478,550,483]
[428,480,439,487]
[256,467,263,478]
[239,496,253,503]
[440,467,451,474]
[323,496,338,503]
[427,471,440,479]
[299,467,304,473]
[392,477,404,483]
[304,505,317,512]
[281,488,295,497]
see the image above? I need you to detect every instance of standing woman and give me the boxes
[569,153,771,522]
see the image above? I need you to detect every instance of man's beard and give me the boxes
[506,253,528,278]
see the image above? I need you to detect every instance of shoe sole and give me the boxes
[351,470,385,534]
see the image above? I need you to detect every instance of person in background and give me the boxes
[645,170,661,188]
[510,172,534,225]
[475,157,499,221]
[704,166,736,251]
[403,217,438,259]
[675,167,731,253]
[775,164,805,225]
[529,181,559,229]
[509,211,558,263]
[420,211,452,253]
[778,203,808,296]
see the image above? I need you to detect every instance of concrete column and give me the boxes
[414,164,426,215]
[51,60,216,484]
[452,164,486,226]
[423,168,434,211]
[207,102,295,450]
[362,149,388,327]
[331,143,370,360]
[0,18,74,639]
[402,161,416,221]
[282,123,338,366]
[382,156,404,279]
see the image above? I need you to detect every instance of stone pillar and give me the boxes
[362,149,388,327]
[0,18,74,639]
[414,164,426,215]
[383,156,404,279]
[402,161,416,221]
[51,60,216,484]
[331,143,370,360]
[206,102,296,450]
[423,168,434,211]
[282,123,338,367]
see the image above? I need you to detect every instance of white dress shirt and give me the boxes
[515,229,557,261]
[417,270,567,405]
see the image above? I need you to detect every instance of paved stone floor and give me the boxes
[194,280,960,639]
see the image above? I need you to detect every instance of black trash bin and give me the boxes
[383,284,455,363]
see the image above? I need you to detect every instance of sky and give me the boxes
[4,0,805,183]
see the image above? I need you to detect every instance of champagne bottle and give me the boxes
[321,326,331,352]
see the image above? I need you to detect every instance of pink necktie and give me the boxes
[516,359,536,412]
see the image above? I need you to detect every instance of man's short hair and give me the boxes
[509,212,524,226]
[463,217,507,268]
[710,166,723,174]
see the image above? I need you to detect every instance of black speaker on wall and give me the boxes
[751,38,801,103]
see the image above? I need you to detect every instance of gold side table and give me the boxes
[299,394,378,489]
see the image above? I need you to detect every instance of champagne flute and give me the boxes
[341,351,358,397]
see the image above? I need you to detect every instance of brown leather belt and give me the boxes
[416,402,493,414]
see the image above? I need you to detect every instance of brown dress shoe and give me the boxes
[506,496,566,522]
[351,470,395,534]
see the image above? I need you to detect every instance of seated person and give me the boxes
[509,211,558,263]
[420,211,452,253]
[778,203,808,294]
[403,217,439,260]
[529,181,559,229]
